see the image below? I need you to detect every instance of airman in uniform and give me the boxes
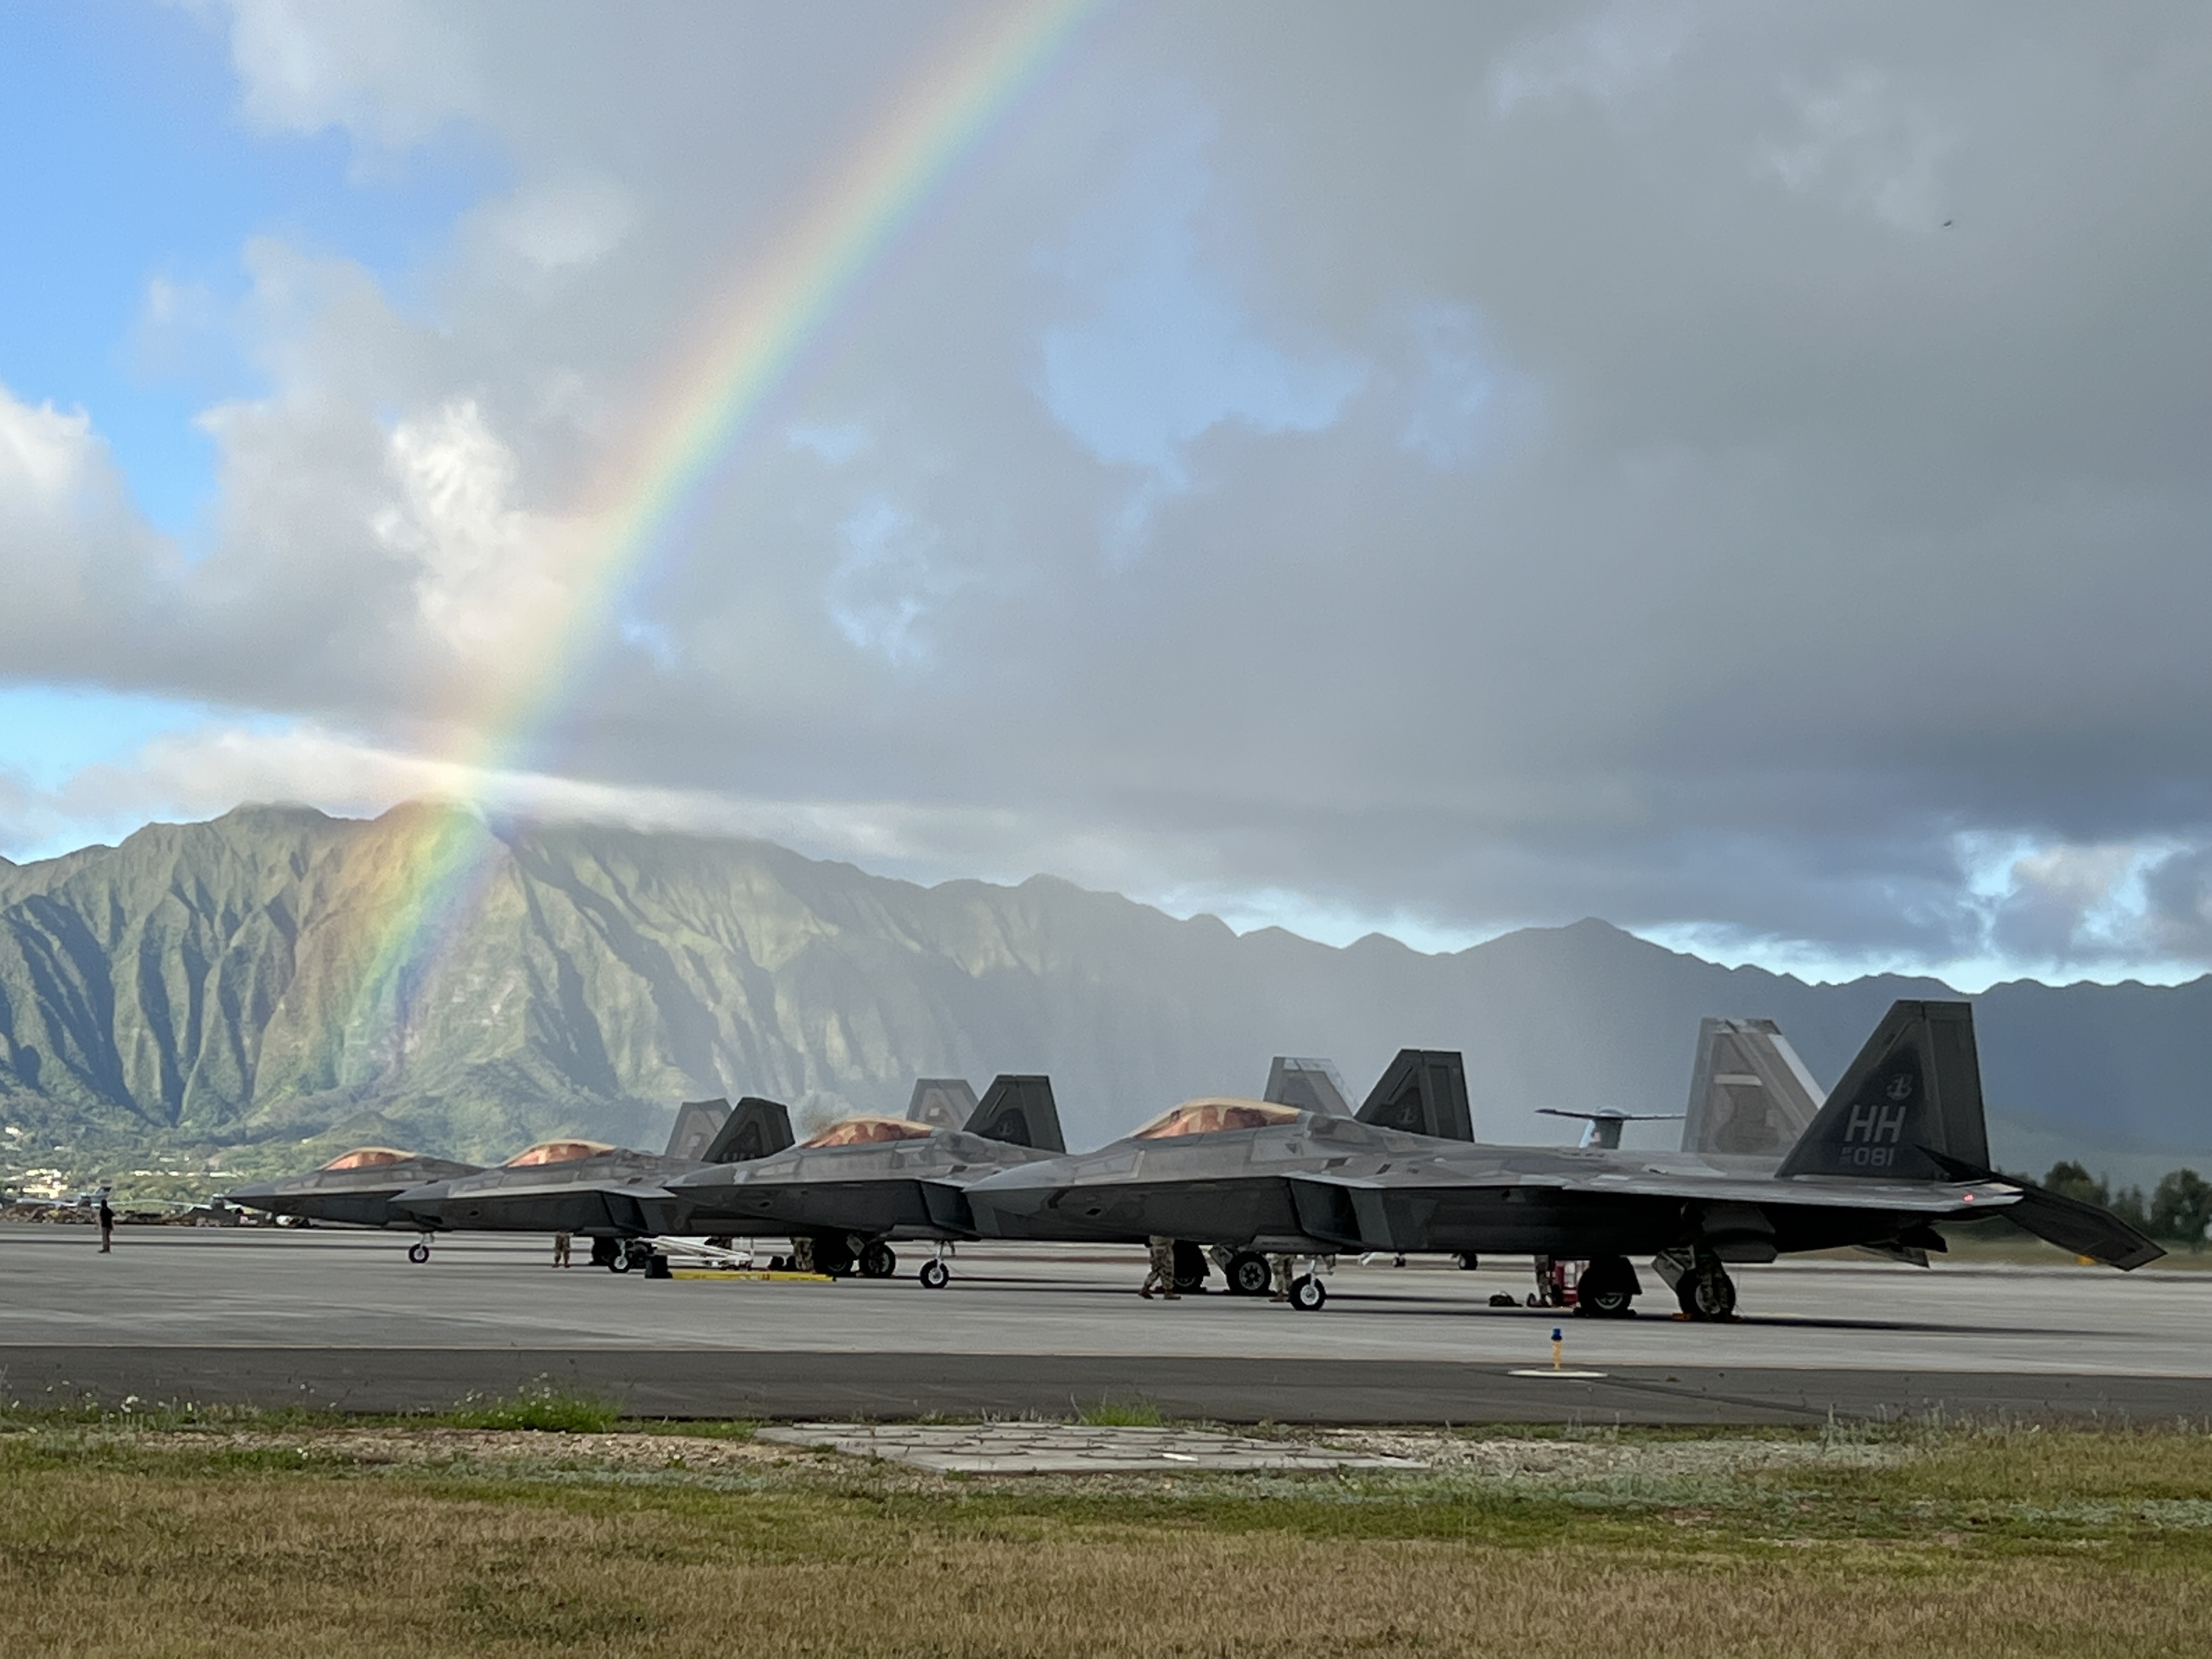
[1140,1234,1180,1299]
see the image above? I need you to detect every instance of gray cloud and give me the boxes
[4,0,2210,980]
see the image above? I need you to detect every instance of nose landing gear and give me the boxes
[406,1237,431,1264]
[917,1241,952,1289]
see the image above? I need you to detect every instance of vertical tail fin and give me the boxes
[1681,1018,1826,1157]
[1264,1057,1356,1116]
[665,1099,730,1161]
[1775,1001,1988,1180]
[905,1077,980,1131]
[701,1096,795,1164]
[964,1075,1065,1152]
[1356,1050,1475,1142]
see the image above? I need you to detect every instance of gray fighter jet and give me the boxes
[963,1001,2161,1315]
[664,1074,1065,1286]
[227,1146,484,1231]
[390,1097,793,1267]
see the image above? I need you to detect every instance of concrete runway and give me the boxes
[3,1223,2208,1424]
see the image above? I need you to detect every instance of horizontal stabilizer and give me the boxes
[1357,1049,1474,1142]
[1536,1107,1683,1150]
[906,1077,980,1131]
[965,1075,1065,1153]
[1265,1057,1355,1116]
[1921,1152,2165,1271]
[702,1097,794,1164]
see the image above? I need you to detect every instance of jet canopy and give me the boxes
[503,1139,615,1167]
[1132,1099,1304,1139]
[318,1147,416,1171]
[800,1116,939,1149]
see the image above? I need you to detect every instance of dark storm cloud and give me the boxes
[3,1,2208,979]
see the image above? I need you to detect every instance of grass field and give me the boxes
[5,1403,2211,1657]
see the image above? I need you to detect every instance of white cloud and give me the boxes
[375,398,575,661]
[475,175,633,273]
[1490,3,1698,116]
[1760,65,1954,230]
[200,0,483,149]
[0,396,101,509]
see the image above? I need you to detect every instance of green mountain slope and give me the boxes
[2,803,2208,1188]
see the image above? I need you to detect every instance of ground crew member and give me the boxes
[552,1232,572,1267]
[98,1193,114,1253]
[1140,1235,1180,1300]
[1268,1253,1293,1301]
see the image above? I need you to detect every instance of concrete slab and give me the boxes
[755,1421,1425,1473]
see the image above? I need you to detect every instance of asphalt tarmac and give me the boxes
[3,1223,2207,1424]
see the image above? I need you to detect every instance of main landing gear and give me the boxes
[1573,1255,1640,1318]
[857,1239,898,1280]
[1654,1246,1738,1321]
[1220,1250,1273,1296]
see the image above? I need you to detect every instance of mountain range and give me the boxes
[2,803,2207,1189]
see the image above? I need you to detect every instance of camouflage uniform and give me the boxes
[1141,1235,1180,1299]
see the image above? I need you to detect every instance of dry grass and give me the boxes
[4,1421,2211,1657]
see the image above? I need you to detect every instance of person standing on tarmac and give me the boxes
[98,1193,115,1254]
[1140,1235,1180,1300]
[552,1232,572,1268]
[1268,1253,1293,1302]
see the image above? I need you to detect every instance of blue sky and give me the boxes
[0,0,490,538]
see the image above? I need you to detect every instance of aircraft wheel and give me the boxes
[590,1237,620,1269]
[1224,1251,1272,1296]
[1171,1240,1210,1294]
[1288,1274,1327,1312]
[608,1246,633,1274]
[407,1240,430,1265]
[858,1240,897,1279]
[1675,1265,1737,1321]
[1455,1252,1480,1271]
[1576,1255,1638,1318]
[918,1259,950,1290]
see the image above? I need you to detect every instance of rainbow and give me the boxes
[342,0,1104,1059]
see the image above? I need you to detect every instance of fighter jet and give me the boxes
[947,1048,1479,1297]
[390,1096,793,1266]
[963,1001,2161,1316]
[227,1146,484,1232]
[664,1074,1066,1285]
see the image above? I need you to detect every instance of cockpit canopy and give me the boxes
[318,1147,414,1171]
[1131,1098,1304,1140]
[799,1116,938,1149]
[503,1139,615,1167]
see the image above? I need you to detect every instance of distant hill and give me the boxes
[1,803,2207,1187]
